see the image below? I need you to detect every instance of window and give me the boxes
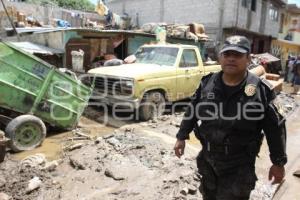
[135,47,178,66]
[242,0,256,11]
[279,14,284,33]
[251,0,256,11]
[242,0,248,8]
[179,49,199,68]
[269,4,279,21]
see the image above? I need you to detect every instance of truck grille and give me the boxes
[93,76,133,97]
[94,77,122,95]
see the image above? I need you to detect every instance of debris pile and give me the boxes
[0,154,61,200]
[48,129,202,200]
[141,22,209,41]
[274,92,299,118]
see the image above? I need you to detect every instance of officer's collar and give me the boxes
[215,71,248,90]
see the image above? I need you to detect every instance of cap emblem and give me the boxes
[228,36,241,45]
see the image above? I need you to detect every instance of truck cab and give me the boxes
[88,43,221,120]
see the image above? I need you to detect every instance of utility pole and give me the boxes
[235,0,240,31]
[0,0,20,41]
[217,0,225,49]
[160,0,164,22]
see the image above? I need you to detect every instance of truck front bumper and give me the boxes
[91,95,140,109]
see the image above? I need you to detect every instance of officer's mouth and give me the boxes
[224,64,238,68]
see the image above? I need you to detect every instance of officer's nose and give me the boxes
[226,54,236,62]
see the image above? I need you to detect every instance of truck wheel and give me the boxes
[138,92,165,121]
[5,115,46,152]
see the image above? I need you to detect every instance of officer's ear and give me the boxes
[218,52,224,61]
[246,53,251,61]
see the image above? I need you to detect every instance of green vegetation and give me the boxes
[26,0,95,12]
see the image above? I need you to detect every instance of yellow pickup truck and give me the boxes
[88,43,221,120]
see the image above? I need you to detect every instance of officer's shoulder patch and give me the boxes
[260,78,274,90]
[244,84,256,96]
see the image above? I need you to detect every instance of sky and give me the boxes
[89,0,98,4]
[88,0,300,6]
[289,0,300,6]
[89,0,98,5]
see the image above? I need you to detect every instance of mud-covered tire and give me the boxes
[5,115,46,152]
[138,92,166,121]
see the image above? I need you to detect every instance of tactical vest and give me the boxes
[194,71,266,147]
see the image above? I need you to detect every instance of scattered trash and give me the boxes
[180,187,189,195]
[42,160,62,172]
[188,185,198,195]
[273,92,299,119]
[124,55,136,64]
[293,170,300,178]
[71,49,84,72]
[250,178,281,200]
[104,168,125,181]
[103,134,114,139]
[69,157,86,170]
[106,137,123,151]
[103,59,124,66]
[71,129,92,140]
[26,177,42,194]
[0,192,11,200]
[55,19,71,28]
[20,154,46,171]
[64,143,84,152]
[170,121,181,127]
[19,153,62,174]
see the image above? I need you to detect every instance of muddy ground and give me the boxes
[1,120,202,200]
[1,90,300,200]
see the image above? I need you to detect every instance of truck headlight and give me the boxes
[121,80,134,95]
[123,80,133,87]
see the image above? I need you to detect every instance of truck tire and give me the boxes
[5,115,46,152]
[138,92,165,121]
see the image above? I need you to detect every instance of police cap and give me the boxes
[220,35,251,54]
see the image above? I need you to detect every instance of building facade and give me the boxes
[107,0,287,54]
[273,4,300,65]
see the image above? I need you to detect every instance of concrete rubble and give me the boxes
[0,125,202,199]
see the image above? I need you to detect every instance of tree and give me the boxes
[54,0,95,11]
[26,0,95,12]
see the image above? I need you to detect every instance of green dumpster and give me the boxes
[0,42,92,152]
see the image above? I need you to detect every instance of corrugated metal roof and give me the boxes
[255,53,280,63]
[5,27,72,34]
[5,27,209,42]
[10,42,64,55]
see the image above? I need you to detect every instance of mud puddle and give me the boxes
[12,116,115,161]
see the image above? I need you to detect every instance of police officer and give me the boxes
[174,35,287,200]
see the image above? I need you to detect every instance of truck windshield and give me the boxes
[135,47,179,66]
